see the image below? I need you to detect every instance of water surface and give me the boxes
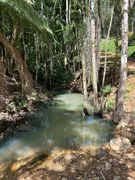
[0,93,114,161]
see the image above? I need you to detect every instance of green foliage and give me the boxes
[6,96,28,112]
[124,93,129,99]
[52,65,74,89]
[17,100,28,111]
[128,46,135,57]
[126,85,134,92]
[128,33,135,46]
[0,0,53,36]
[101,38,135,57]
[102,85,112,96]
[101,39,116,53]
[106,100,115,112]
[128,70,135,75]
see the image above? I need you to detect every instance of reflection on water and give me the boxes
[0,93,114,161]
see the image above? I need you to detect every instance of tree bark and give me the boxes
[113,0,128,124]
[35,34,40,84]
[102,6,114,88]
[66,0,69,25]
[101,6,114,114]
[82,52,88,100]
[90,0,99,111]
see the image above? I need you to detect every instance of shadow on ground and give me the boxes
[1,145,135,180]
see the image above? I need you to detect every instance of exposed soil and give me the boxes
[1,145,135,180]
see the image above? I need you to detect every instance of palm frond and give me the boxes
[0,0,53,36]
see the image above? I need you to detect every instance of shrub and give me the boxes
[106,100,115,112]
[102,85,112,96]
[128,34,135,46]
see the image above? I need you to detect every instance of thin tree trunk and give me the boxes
[86,19,92,87]
[66,0,69,25]
[2,11,9,74]
[10,22,18,69]
[101,6,114,114]
[114,20,119,84]
[82,52,88,100]
[81,2,88,100]
[90,0,98,111]
[129,0,135,7]
[0,57,8,97]
[53,0,57,18]
[49,43,53,88]
[65,0,69,68]
[35,34,40,84]
[102,6,114,88]
[22,32,27,63]
[59,0,62,19]
[69,0,71,24]
[113,0,128,124]
[96,0,101,81]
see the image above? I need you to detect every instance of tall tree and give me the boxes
[113,0,129,124]
[90,0,99,110]
[0,0,53,94]
[101,6,114,113]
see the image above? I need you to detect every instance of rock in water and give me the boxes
[83,107,89,116]
[110,137,131,151]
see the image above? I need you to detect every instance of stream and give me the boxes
[0,93,114,161]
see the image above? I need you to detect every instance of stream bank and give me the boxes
[1,143,135,180]
[0,87,54,142]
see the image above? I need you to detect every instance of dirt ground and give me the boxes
[125,58,135,113]
[1,144,135,180]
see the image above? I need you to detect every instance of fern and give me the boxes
[0,0,53,36]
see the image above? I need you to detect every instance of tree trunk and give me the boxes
[66,0,69,25]
[96,0,101,78]
[35,34,40,84]
[10,22,18,70]
[0,30,33,95]
[113,0,128,124]
[100,6,114,114]
[81,2,88,100]
[102,6,114,88]
[90,0,99,111]
[114,19,119,85]
[129,0,135,7]
[82,52,88,100]
[49,43,53,88]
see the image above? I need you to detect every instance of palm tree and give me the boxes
[0,0,53,95]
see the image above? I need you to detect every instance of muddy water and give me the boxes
[0,93,114,161]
